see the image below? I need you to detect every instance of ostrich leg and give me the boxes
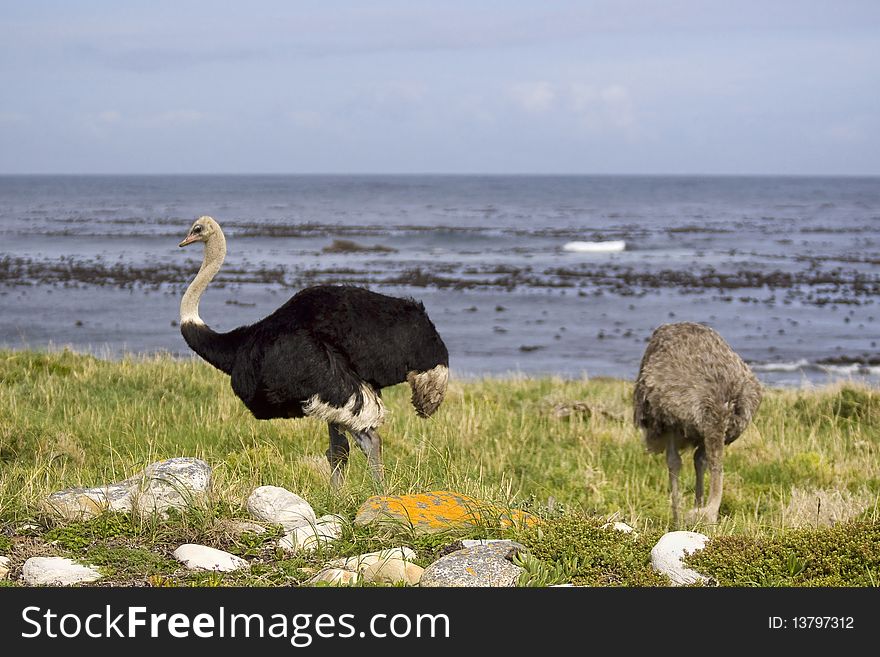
[693,444,707,507]
[702,434,724,523]
[351,428,385,485]
[666,435,682,528]
[687,434,724,524]
[327,423,350,489]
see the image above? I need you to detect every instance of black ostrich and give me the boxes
[178,216,449,487]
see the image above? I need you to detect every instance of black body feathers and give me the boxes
[181,285,448,421]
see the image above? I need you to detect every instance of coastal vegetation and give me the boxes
[0,349,877,586]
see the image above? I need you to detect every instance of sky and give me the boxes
[1,0,879,175]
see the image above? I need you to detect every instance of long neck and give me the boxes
[180,231,238,374]
[180,232,226,325]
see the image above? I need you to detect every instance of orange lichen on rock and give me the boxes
[353,490,539,534]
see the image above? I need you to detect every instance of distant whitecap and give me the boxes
[750,359,810,372]
[562,240,626,253]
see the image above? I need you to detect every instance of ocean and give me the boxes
[1,174,878,387]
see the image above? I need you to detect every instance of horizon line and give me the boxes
[1,171,879,178]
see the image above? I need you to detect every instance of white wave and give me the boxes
[818,363,880,376]
[751,359,810,372]
[562,240,626,253]
[751,360,880,378]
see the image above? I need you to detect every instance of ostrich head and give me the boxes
[179,216,221,247]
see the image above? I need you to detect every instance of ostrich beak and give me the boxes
[179,233,199,247]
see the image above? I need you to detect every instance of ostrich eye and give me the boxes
[192,225,203,234]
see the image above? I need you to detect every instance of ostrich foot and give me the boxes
[685,507,719,525]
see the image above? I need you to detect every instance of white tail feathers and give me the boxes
[303,384,386,432]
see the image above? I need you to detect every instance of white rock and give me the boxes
[0,556,10,580]
[45,457,212,519]
[173,544,248,572]
[361,558,424,586]
[601,521,635,534]
[277,514,343,553]
[317,513,345,530]
[307,567,360,586]
[247,486,316,530]
[131,458,212,514]
[650,531,710,586]
[329,546,417,572]
[21,557,102,586]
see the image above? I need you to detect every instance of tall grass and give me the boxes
[1,349,878,536]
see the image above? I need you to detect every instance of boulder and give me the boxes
[278,514,344,553]
[650,531,710,586]
[306,567,360,586]
[45,457,211,520]
[247,486,316,530]
[21,557,102,586]
[354,490,538,534]
[420,542,525,587]
[361,559,424,586]
[173,544,248,572]
[329,547,417,572]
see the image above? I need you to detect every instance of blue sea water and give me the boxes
[0,174,878,386]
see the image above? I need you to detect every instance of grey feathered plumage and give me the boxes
[634,322,763,525]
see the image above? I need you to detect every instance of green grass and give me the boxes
[0,348,878,586]
[687,521,880,586]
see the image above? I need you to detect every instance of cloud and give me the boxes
[0,112,27,124]
[80,109,122,138]
[71,44,261,73]
[509,82,556,113]
[96,110,122,124]
[600,85,637,131]
[288,110,323,129]
[569,83,638,137]
[151,110,205,124]
[455,95,495,124]
[343,81,430,124]
[826,121,864,142]
[507,81,639,138]
[80,109,207,138]
[366,81,428,106]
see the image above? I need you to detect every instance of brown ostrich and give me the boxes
[633,322,763,526]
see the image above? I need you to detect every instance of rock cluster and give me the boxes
[34,465,717,588]
[328,547,423,586]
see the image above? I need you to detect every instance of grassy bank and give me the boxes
[1,348,878,586]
